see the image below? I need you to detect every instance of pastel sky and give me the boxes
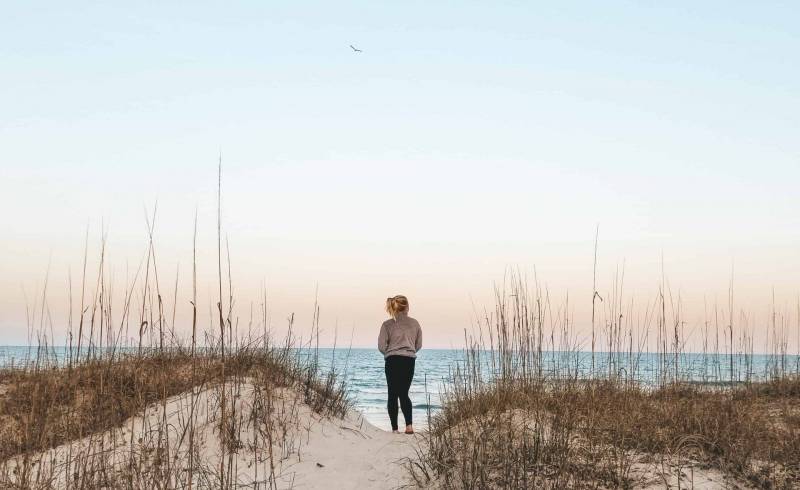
[2,2,799,351]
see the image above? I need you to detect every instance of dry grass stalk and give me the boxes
[412,272,800,489]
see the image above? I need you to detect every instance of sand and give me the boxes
[2,380,758,489]
[275,408,419,489]
[2,381,420,489]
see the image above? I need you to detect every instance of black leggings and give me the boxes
[384,355,415,430]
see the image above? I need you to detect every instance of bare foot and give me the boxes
[392,429,400,434]
[404,425,414,434]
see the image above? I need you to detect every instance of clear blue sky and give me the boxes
[2,2,799,348]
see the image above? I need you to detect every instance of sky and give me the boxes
[1,1,799,351]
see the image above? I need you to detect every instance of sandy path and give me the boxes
[275,409,419,489]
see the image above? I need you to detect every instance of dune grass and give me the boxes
[0,344,349,463]
[0,171,351,488]
[3,168,799,488]
[410,274,800,489]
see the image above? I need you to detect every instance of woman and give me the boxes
[377,295,422,434]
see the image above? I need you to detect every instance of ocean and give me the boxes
[0,345,460,430]
[1,346,798,431]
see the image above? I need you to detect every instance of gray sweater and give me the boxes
[377,312,422,358]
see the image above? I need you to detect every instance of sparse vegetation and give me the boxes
[0,167,351,489]
[0,346,347,450]
[410,273,800,489]
[2,171,799,489]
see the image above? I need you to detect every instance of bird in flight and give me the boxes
[349,44,362,53]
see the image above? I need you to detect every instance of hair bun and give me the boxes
[385,295,409,317]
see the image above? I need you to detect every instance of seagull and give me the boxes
[349,44,362,53]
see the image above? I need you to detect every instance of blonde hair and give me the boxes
[385,295,409,318]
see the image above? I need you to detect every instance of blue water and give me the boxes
[0,345,459,430]
[1,346,798,431]
[305,348,800,429]
[305,348,462,429]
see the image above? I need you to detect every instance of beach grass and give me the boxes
[2,174,799,488]
[0,326,350,490]
[0,170,352,488]
[410,273,800,489]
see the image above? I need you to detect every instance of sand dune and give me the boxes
[3,381,419,489]
[3,377,758,489]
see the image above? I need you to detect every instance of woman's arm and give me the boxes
[415,323,422,352]
[378,323,389,354]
